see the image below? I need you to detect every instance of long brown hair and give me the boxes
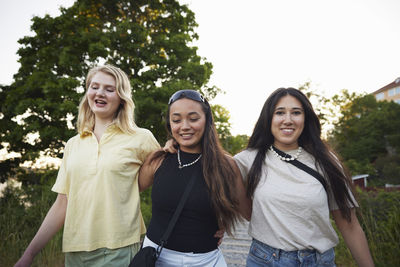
[247,87,356,221]
[152,90,242,235]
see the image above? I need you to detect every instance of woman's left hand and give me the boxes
[214,229,225,246]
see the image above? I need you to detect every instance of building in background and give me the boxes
[352,174,368,189]
[372,77,400,104]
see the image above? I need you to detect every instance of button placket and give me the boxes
[90,134,99,175]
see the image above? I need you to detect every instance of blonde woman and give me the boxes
[15,65,159,267]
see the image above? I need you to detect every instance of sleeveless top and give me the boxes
[146,151,219,253]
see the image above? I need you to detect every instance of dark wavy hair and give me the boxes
[246,87,356,221]
[152,91,242,234]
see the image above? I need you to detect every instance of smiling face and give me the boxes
[87,71,121,123]
[271,95,305,151]
[169,98,206,153]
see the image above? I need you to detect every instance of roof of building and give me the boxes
[372,77,400,95]
[352,174,369,180]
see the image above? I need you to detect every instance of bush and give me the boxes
[140,187,153,226]
[334,189,400,267]
[0,171,63,267]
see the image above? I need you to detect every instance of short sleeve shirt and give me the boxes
[52,125,160,252]
[234,148,355,253]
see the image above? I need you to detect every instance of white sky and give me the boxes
[1,0,399,135]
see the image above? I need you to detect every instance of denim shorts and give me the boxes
[143,236,227,267]
[246,239,336,267]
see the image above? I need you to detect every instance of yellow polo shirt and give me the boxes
[52,125,160,252]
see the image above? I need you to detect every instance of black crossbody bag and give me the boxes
[271,146,328,193]
[129,172,197,267]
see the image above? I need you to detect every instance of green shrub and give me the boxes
[0,171,63,267]
[334,189,400,267]
[140,187,153,226]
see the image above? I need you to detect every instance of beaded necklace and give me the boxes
[269,145,302,161]
[177,148,202,169]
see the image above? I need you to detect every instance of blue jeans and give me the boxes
[246,239,336,267]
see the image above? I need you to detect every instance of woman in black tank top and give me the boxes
[138,90,251,266]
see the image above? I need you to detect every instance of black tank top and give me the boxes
[146,151,219,253]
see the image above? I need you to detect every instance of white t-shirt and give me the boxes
[234,148,355,253]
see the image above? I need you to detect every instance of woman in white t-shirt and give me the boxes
[234,87,374,267]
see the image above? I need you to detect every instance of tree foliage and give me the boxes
[222,134,249,155]
[374,155,400,185]
[0,0,220,183]
[298,82,331,128]
[211,104,231,141]
[301,85,400,182]
[329,93,400,178]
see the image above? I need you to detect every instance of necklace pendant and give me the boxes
[178,165,183,169]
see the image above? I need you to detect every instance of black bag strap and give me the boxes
[156,171,197,255]
[271,146,328,193]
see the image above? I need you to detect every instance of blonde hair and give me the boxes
[77,65,136,134]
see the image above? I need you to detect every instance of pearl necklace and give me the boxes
[269,145,302,161]
[177,148,202,169]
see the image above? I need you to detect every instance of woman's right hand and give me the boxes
[14,254,33,267]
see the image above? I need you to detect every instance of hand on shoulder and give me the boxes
[162,139,177,154]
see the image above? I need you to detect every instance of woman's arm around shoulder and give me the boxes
[226,155,252,221]
[332,209,374,267]
[138,150,165,192]
[14,193,67,267]
[162,139,177,154]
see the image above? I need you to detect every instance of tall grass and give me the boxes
[0,180,63,267]
[334,189,400,267]
[1,174,399,266]
[140,187,153,226]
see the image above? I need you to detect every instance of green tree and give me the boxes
[0,0,219,184]
[298,82,331,128]
[298,84,365,139]
[326,89,363,129]
[222,134,249,155]
[375,155,400,185]
[208,102,249,155]
[329,93,400,177]
[212,104,231,142]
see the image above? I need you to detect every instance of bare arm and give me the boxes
[332,209,374,267]
[138,150,164,192]
[227,156,252,221]
[14,193,67,267]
